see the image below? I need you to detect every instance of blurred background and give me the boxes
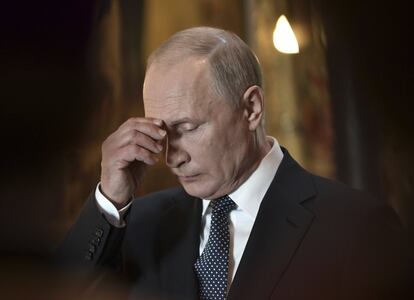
[0,0,412,282]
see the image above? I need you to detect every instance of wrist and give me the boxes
[99,184,131,209]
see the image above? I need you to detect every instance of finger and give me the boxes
[118,144,159,166]
[117,130,164,153]
[117,120,167,141]
[119,117,164,132]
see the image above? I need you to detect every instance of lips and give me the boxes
[177,174,200,182]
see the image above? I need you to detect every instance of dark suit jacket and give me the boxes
[57,149,410,299]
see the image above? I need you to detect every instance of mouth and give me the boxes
[177,174,200,183]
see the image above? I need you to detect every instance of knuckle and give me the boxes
[136,146,150,160]
[129,144,144,159]
[120,118,135,130]
[125,131,136,142]
[129,131,143,145]
[126,117,136,124]
[131,130,141,139]
[131,130,152,146]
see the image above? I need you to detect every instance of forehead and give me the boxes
[143,58,216,123]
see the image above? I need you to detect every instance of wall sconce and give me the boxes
[273,15,299,54]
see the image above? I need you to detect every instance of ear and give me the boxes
[242,85,264,131]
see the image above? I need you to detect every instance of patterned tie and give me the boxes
[194,195,237,300]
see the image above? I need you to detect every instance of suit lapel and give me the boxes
[228,150,316,300]
[158,191,202,300]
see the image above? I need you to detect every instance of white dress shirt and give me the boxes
[199,137,283,283]
[95,136,284,284]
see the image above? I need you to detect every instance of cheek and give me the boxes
[181,128,223,166]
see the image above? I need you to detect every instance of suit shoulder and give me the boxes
[127,186,191,222]
[312,175,371,202]
[309,174,401,228]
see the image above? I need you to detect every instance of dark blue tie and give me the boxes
[194,195,236,300]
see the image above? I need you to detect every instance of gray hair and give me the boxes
[146,27,263,108]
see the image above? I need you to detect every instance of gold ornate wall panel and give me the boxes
[247,0,334,178]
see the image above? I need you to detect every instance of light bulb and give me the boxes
[273,15,299,54]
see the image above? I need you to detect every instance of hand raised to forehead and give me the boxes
[100,117,167,208]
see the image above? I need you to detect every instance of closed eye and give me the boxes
[176,123,200,134]
[181,124,199,132]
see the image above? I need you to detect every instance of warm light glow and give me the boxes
[273,15,299,54]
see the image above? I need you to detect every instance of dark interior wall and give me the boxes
[0,1,146,295]
[317,0,413,227]
[1,1,98,255]
[1,1,95,169]
[0,0,148,255]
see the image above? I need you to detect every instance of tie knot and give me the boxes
[212,195,236,215]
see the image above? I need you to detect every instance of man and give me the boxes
[58,27,409,299]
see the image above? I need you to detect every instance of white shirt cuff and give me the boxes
[95,183,132,228]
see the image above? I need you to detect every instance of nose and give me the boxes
[165,137,190,169]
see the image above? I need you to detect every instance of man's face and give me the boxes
[143,57,257,199]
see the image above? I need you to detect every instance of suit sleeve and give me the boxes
[54,191,126,273]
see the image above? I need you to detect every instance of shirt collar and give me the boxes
[201,136,284,219]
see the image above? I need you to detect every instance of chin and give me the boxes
[182,184,211,199]
[181,181,226,200]
[180,181,215,200]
